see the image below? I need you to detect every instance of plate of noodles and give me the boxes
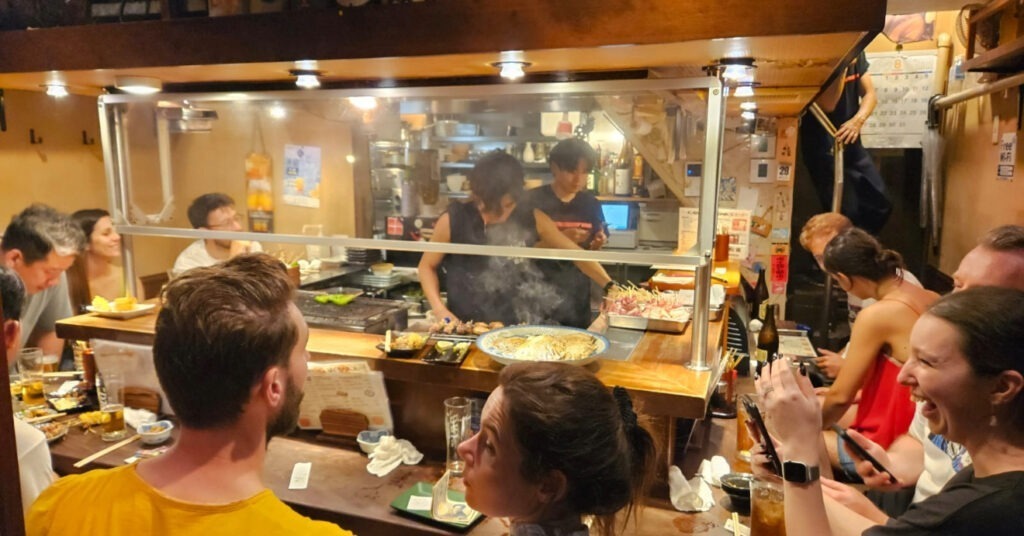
[476,325,608,367]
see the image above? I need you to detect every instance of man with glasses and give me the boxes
[172,193,262,276]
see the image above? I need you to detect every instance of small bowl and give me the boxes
[720,472,754,512]
[356,429,392,454]
[371,263,394,277]
[138,420,174,445]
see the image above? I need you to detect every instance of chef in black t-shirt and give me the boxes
[520,138,608,328]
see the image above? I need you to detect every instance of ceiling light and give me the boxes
[734,84,755,98]
[714,57,756,83]
[348,96,378,110]
[44,84,68,98]
[291,70,321,89]
[491,50,531,81]
[115,76,162,95]
[741,110,756,120]
[740,101,758,111]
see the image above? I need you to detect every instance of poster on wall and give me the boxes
[679,208,751,260]
[998,133,1016,181]
[283,144,322,208]
[861,50,937,149]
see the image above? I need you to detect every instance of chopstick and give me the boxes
[73,434,141,468]
[24,412,67,424]
[731,512,741,536]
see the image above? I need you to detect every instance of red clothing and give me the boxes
[850,351,915,449]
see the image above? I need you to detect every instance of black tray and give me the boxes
[421,342,471,366]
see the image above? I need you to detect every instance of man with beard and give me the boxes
[172,193,262,276]
[27,254,352,535]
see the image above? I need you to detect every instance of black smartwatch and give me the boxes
[782,461,820,483]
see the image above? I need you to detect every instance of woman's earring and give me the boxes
[989,412,998,427]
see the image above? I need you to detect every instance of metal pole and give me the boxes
[933,70,1024,110]
[808,103,844,346]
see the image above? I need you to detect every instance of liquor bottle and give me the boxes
[245,152,274,232]
[755,303,780,372]
[614,142,633,196]
[591,145,603,194]
[631,150,645,196]
[752,267,769,320]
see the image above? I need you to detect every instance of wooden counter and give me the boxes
[56,308,726,420]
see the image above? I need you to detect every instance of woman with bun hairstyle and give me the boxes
[457,362,656,536]
[819,228,938,478]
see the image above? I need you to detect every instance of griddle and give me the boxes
[295,290,409,334]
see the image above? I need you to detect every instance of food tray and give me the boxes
[607,314,689,334]
[476,325,608,367]
[421,341,472,366]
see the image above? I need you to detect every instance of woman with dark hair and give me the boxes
[457,362,656,536]
[757,287,1024,535]
[67,209,126,313]
[419,151,613,325]
[819,228,938,477]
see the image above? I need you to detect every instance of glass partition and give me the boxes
[98,77,726,368]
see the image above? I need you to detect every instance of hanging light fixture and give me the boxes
[115,76,163,95]
[491,50,531,81]
[43,84,69,98]
[290,70,321,89]
[706,57,756,83]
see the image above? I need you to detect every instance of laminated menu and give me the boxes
[298,360,394,431]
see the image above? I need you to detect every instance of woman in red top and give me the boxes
[819,228,938,479]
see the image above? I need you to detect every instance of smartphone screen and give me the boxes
[741,395,782,476]
[830,424,897,483]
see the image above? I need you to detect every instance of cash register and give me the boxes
[601,201,638,249]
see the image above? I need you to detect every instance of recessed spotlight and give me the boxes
[491,50,531,81]
[711,57,756,83]
[290,69,321,89]
[115,76,162,95]
[44,84,68,98]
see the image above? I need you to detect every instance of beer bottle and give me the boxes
[756,303,780,373]
[752,267,769,320]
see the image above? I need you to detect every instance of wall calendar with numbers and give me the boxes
[861,51,938,149]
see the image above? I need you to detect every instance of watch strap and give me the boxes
[782,461,820,483]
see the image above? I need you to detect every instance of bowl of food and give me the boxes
[720,472,754,513]
[138,420,174,445]
[356,429,392,454]
[377,331,429,358]
[475,325,608,367]
[371,263,394,277]
[35,421,68,443]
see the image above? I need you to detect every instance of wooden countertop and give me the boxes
[57,308,725,419]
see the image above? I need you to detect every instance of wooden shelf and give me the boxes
[965,35,1024,73]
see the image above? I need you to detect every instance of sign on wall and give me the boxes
[283,144,322,208]
[861,51,938,149]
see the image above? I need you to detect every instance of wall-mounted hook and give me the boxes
[82,130,95,145]
[29,128,42,144]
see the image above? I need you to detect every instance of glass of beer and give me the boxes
[736,397,754,462]
[100,372,128,442]
[751,477,786,536]
[17,348,45,407]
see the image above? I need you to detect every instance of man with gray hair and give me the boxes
[0,204,85,358]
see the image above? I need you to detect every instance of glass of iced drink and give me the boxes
[17,348,45,407]
[750,477,786,536]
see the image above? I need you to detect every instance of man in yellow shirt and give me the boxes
[27,254,353,535]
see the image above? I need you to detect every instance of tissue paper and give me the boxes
[367,436,424,477]
[668,465,714,512]
[698,455,731,487]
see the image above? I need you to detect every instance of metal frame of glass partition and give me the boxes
[97,76,726,371]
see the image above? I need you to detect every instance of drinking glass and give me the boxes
[100,372,128,442]
[736,397,754,462]
[17,348,45,407]
[750,477,786,536]
[444,397,473,476]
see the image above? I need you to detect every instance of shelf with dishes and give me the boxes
[440,161,551,170]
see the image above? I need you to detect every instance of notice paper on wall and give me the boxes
[298,360,394,431]
[679,208,751,260]
[998,132,1016,181]
[861,51,937,149]
[283,144,322,208]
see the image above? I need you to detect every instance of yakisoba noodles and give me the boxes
[490,333,598,362]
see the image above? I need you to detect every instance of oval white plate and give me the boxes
[476,325,608,367]
[86,303,156,319]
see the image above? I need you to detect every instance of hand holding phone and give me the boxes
[740,394,782,476]
[830,424,898,484]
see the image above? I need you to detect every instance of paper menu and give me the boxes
[298,360,394,431]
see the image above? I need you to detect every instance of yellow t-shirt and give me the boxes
[27,465,353,536]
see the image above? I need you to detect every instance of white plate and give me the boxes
[476,325,608,367]
[86,303,157,319]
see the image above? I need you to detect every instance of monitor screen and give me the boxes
[601,203,631,230]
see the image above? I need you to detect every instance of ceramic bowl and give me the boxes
[720,472,754,513]
[356,429,392,454]
[138,420,174,445]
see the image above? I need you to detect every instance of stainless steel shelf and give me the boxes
[441,161,550,170]
[433,135,558,143]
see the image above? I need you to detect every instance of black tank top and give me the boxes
[443,201,554,325]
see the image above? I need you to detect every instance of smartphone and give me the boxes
[740,394,782,476]
[830,424,898,483]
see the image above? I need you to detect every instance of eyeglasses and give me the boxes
[207,213,243,229]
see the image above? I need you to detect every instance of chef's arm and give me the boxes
[535,210,612,287]
[418,214,457,321]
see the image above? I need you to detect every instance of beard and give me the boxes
[266,375,304,440]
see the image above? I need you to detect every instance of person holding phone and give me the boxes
[756,287,1024,535]
[519,138,609,328]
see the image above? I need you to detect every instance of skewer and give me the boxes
[23,412,67,424]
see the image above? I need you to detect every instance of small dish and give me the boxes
[371,263,394,277]
[377,332,429,358]
[391,481,483,531]
[720,472,753,513]
[356,429,392,454]
[421,341,472,366]
[35,421,68,443]
[138,420,174,445]
[86,303,156,320]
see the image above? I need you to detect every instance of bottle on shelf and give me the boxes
[631,150,646,196]
[755,303,780,373]
[752,266,769,321]
[613,141,633,196]
[523,142,535,164]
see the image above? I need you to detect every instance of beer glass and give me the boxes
[736,398,754,462]
[750,477,786,536]
[444,397,473,476]
[100,372,128,442]
[17,348,45,407]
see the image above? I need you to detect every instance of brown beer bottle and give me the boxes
[756,303,779,373]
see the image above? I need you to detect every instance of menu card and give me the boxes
[298,360,393,431]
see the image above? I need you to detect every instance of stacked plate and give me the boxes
[346,248,383,265]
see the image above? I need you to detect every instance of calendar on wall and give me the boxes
[861,51,938,149]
